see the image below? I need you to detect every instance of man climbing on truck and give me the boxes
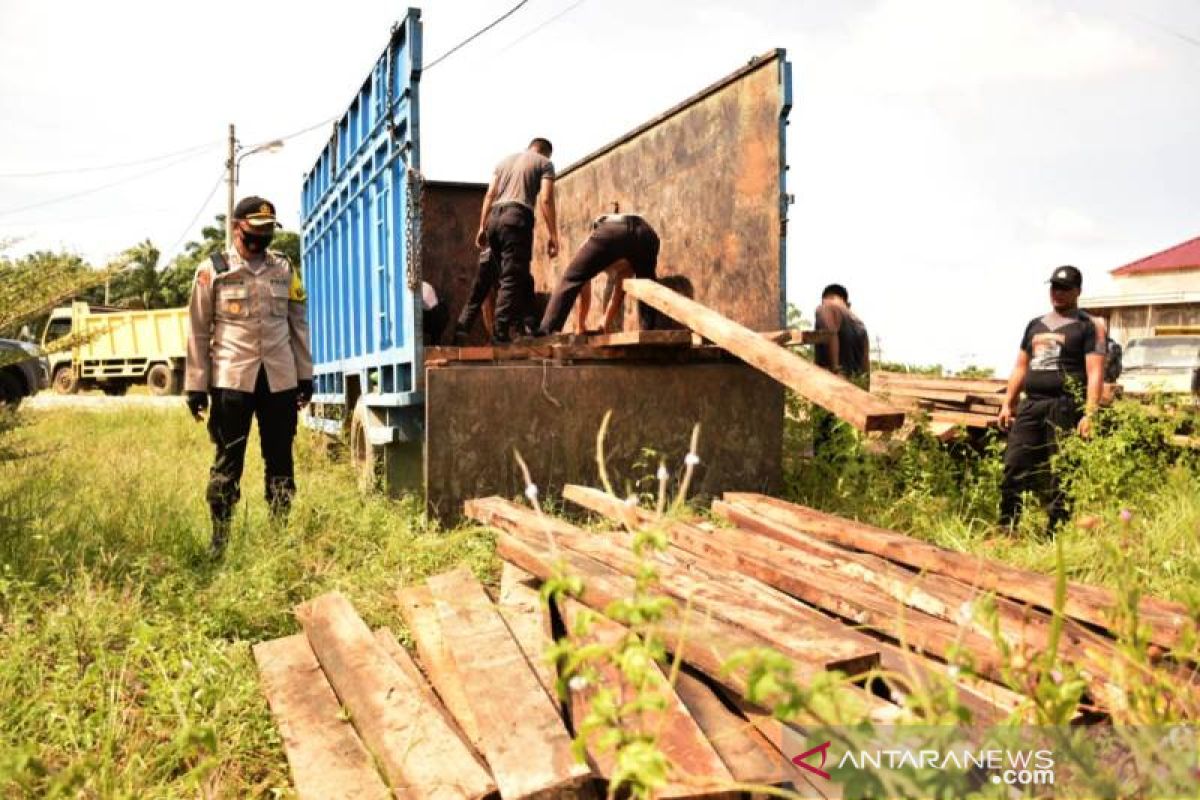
[184,196,313,558]
[456,138,559,344]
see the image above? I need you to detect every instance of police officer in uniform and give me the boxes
[184,196,313,556]
[998,265,1104,534]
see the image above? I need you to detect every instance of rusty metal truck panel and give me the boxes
[425,361,784,521]
[531,50,792,333]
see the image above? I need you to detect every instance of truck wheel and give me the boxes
[0,371,23,409]
[349,399,421,496]
[146,364,179,396]
[53,365,79,395]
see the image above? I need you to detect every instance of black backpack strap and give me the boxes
[210,252,230,275]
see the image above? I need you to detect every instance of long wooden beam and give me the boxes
[427,567,591,799]
[253,634,391,800]
[723,493,1191,650]
[622,279,905,432]
[294,591,496,800]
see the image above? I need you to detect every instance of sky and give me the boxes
[1,0,1198,372]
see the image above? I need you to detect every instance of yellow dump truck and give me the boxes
[42,302,188,395]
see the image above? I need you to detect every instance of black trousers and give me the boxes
[540,217,661,335]
[207,368,298,521]
[457,249,499,333]
[486,203,536,338]
[999,394,1082,530]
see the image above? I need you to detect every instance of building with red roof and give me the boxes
[1081,234,1200,344]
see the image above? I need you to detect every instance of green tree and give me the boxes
[271,229,301,268]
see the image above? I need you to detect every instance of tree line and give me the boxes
[0,215,301,338]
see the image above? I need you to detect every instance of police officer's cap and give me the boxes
[233,196,279,228]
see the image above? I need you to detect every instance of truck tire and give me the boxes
[349,399,421,497]
[53,365,79,395]
[146,364,179,396]
[0,370,23,409]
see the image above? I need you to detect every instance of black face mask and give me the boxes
[241,230,273,254]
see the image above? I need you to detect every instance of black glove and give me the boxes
[186,391,208,420]
[297,379,314,406]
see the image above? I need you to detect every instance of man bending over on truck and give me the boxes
[538,207,661,335]
[184,196,313,558]
[455,138,559,344]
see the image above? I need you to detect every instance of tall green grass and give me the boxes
[0,407,495,797]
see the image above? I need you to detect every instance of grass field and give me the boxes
[1,397,1198,796]
[0,405,495,797]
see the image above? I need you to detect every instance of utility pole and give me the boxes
[225,123,236,248]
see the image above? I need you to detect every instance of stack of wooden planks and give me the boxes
[468,488,1196,731]
[254,564,815,799]
[256,489,1195,797]
[871,372,1007,433]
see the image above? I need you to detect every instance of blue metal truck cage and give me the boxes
[300,8,426,485]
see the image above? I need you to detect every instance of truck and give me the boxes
[42,301,188,396]
[0,338,49,408]
[1118,331,1200,399]
[301,9,793,518]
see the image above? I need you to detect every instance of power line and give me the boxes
[0,140,222,179]
[0,149,213,220]
[495,0,588,55]
[425,0,533,70]
[162,169,227,264]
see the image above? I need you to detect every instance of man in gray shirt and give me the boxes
[456,138,559,343]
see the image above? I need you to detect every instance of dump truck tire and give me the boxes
[52,365,79,395]
[0,370,23,409]
[146,364,179,396]
[349,399,421,497]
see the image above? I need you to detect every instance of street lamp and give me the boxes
[224,123,285,247]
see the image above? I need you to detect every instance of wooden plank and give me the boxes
[877,386,971,404]
[927,410,998,428]
[253,635,391,800]
[671,667,793,785]
[372,628,490,770]
[294,592,496,800]
[622,279,905,432]
[557,597,734,797]
[586,329,694,347]
[723,493,1191,650]
[394,585,485,753]
[482,509,891,725]
[472,497,880,678]
[872,372,1007,394]
[427,567,591,799]
[549,343,728,362]
[562,488,1002,678]
[495,563,559,703]
[711,501,1129,691]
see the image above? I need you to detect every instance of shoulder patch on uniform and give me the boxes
[289,269,307,302]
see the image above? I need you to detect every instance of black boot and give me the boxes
[210,515,231,559]
[452,323,470,346]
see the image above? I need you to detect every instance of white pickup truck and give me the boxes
[1118,334,1200,398]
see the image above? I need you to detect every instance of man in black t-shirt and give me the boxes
[998,266,1105,533]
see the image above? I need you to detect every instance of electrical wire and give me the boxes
[0,139,221,179]
[494,0,588,55]
[0,149,214,220]
[161,169,227,263]
[425,0,533,70]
